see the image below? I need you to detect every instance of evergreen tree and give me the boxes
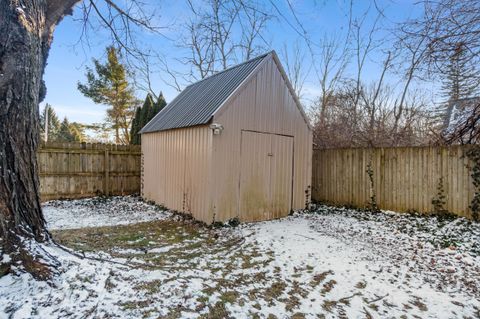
[441,43,478,102]
[141,93,155,127]
[39,103,61,142]
[129,93,165,145]
[69,122,86,142]
[130,106,142,145]
[154,92,167,114]
[78,46,137,144]
[438,43,479,132]
[58,118,75,142]
[57,118,85,142]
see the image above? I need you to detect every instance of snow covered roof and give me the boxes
[443,97,480,135]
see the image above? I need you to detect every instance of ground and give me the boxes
[1,196,479,319]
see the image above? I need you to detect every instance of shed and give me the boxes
[140,51,312,223]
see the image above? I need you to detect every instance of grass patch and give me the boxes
[264,281,287,304]
[410,297,428,312]
[51,220,234,269]
[219,291,239,304]
[322,300,337,312]
[310,271,333,288]
[321,279,337,294]
[355,280,367,289]
[133,280,163,294]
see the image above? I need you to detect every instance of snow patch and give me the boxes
[0,197,478,318]
[43,196,171,230]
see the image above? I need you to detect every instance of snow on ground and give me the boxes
[43,196,171,230]
[1,197,479,318]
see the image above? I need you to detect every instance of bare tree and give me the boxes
[442,101,480,144]
[238,2,270,61]
[409,0,480,72]
[359,51,393,145]
[0,0,160,279]
[315,35,349,126]
[349,9,382,117]
[281,42,310,99]
[184,18,217,80]
[311,39,431,149]
[128,0,271,97]
[130,51,164,100]
[391,32,429,140]
[401,0,480,144]
[180,0,270,81]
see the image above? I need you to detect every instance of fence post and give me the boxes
[104,149,110,196]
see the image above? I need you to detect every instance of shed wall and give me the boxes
[141,126,214,222]
[211,57,312,221]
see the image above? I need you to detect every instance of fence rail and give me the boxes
[38,142,141,201]
[312,146,476,218]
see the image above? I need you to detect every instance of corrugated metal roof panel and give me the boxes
[140,52,269,133]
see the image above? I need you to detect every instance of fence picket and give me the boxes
[38,142,141,201]
[312,146,475,218]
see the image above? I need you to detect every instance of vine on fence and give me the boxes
[465,146,480,221]
[431,177,448,215]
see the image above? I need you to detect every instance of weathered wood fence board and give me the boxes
[38,142,141,201]
[312,146,475,218]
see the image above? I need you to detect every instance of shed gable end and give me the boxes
[213,54,311,134]
[213,51,311,132]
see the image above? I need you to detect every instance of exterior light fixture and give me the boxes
[209,123,224,135]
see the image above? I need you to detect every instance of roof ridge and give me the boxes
[140,51,271,134]
[183,51,271,89]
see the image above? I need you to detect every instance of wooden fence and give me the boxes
[38,142,141,201]
[312,146,476,218]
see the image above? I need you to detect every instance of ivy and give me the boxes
[465,146,480,221]
[431,177,448,214]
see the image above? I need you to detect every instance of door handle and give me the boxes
[267,153,273,156]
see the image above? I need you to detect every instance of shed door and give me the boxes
[239,131,293,221]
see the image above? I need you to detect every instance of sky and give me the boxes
[41,0,422,125]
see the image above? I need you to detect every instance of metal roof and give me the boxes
[140,52,270,133]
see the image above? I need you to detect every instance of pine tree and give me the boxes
[130,106,142,145]
[57,118,85,142]
[69,122,86,142]
[78,46,137,144]
[129,94,152,145]
[437,43,479,133]
[154,92,167,114]
[441,43,478,102]
[39,104,61,142]
[142,93,155,126]
[58,118,75,142]
[129,93,165,145]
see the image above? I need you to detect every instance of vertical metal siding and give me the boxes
[142,56,311,223]
[211,57,312,221]
[270,134,294,218]
[141,126,213,223]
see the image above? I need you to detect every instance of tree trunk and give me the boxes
[0,0,79,279]
[115,120,120,144]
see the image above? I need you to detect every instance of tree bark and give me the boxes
[0,0,79,279]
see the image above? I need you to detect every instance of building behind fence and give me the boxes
[312,146,475,218]
[38,142,141,201]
